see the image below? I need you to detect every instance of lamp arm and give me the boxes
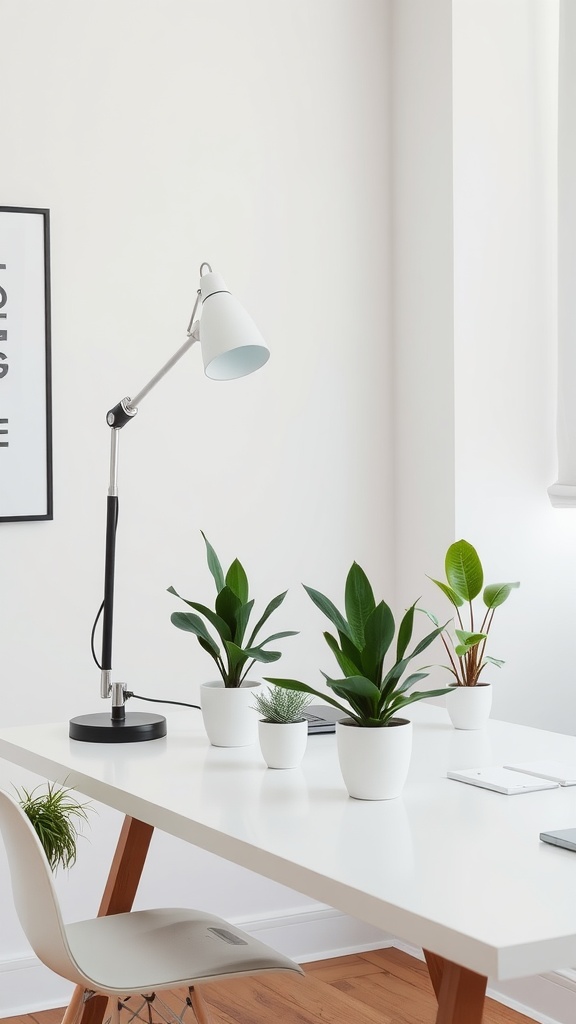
[106,288,202,429]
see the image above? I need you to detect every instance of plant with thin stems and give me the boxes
[267,562,453,726]
[428,539,519,686]
[168,533,298,688]
[16,782,91,871]
[253,685,313,724]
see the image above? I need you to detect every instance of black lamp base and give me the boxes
[69,711,167,743]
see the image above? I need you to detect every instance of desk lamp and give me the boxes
[69,262,269,743]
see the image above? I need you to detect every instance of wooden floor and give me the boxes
[0,948,536,1024]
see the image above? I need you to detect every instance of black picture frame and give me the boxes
[0,207,53,522]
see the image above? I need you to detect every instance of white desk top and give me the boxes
[1,703,576,982]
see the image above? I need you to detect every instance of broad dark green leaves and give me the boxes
[169,535,297,687]
[268,561,453,725]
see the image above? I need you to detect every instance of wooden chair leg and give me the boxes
[61,817,154,1024]
[188,987,212,1024]
[424,949,487,1024]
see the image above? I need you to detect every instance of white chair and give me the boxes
[0,789,303,1024]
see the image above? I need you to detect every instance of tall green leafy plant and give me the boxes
[267,562,452,726]
[429,539,519,686]
[168,533,298,688]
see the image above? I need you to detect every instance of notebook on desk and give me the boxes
[303,705,345,733]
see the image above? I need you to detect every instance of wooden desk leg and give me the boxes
[424,949,488,1024]
[61,816,154,1024]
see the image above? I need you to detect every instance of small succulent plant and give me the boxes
[253,684,313,723]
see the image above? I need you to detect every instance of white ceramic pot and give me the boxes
[258,719,308,769]
[200,680,261,747]
[446,683,492,730]
[336,718,413,800]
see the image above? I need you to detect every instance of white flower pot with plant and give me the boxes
[253,685,313,769]
[169,533,298,747]
[268,562,452,800]
[428,539,519,730]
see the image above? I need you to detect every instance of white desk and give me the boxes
[1,703,576,1024]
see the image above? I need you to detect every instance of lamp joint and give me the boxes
[106,399,138,428]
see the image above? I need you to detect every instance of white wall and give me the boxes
[0,0,392,1007]
[452,0,563,733]
[391,0,456,626]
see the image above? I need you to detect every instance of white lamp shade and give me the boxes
[199,271,270,380]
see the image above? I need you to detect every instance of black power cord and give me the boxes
[125,691,201,711]
[90,501,201,711]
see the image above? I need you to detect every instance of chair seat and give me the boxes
[65,908,302,995]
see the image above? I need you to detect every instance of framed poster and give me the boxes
[0,207,53,522]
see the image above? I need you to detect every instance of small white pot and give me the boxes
[258,719,308,769]
[200,680,261,747]
[336,718,413,800]
[446,683,492,730]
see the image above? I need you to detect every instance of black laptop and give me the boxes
[303,704,345,733]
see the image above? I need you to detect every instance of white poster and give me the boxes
[0,208,52,521]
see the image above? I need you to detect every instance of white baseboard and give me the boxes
[238,904,395,962]
[1,908,576,1024]
[0,954,73,1017]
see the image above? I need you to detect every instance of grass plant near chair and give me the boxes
[267,562,453,726]
[16,782,90,871]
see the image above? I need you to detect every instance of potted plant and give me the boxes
[428,538,519,729]
[16,782,90,871]
[169,533,298,747]
[267,562,452,799]
[253,685,313,769]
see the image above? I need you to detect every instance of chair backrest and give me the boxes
[0,788,80,983]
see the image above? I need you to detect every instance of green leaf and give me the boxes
[246,591,287,647]
[254,630,299,647]
[223,640,248,675]
[429,578,464,608]
[225,558,249,604]
[168,590,232,643]
[361,601,395,682]
[344,562,375,649]
[445,540,483,601]
[396,602,415,661]
[326,674,381,702]
[242,647,282,663]
[215,586,242,634]
[483,581,520,609]
[303,584,355,643]
[234,600,254,647]
[409,621,448,659]
[201,532,225,593]
[327,675,381,719]
[386,686,455,719]
[454,629,486,649]
[338,629,363,665]
[387,670,430,700]
[324,632,363,677]
[380,623,447,700]
[419,606,440,626]
[484,655,505,668]
[170,612,220,658]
